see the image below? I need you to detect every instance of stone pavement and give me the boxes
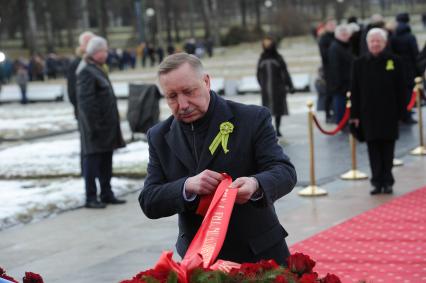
[1,102,426,282]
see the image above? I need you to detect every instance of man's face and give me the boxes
[93,47,108,64]
[159,63,211,123]
[367,33,386,56]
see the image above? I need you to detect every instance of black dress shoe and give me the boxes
[402,118,417,124]
[85,200,107,209]
[383,186,393,194]
[101,197,127,204]
[370,187,382,195]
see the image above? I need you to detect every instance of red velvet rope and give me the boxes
[407,90,417,111]
[312,106,350,135]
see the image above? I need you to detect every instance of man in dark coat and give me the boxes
[318,19,336,123]
[328,24,354,124]
[67,31,94,176]
[390,13,419,124]
[257,37,294,137]
[350,28,406,195]
[77,36,126,209]
[139,53,297,265]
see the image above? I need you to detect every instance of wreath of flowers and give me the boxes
[120,253,341,283]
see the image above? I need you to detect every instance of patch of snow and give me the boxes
[0,178,141,230]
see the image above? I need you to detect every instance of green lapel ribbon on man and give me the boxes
[209,122,234,155]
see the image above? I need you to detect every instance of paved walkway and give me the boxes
[1,102,426,282]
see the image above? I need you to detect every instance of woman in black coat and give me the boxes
[350,28,406,195]
[257,37,294,137]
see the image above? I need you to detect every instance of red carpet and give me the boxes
[290,186,426,283]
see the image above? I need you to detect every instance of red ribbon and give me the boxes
[312,106,350,135]
[407,90,417,111]
[153,175,241,282]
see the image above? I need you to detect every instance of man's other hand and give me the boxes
[230,177,259,204]
[185,170,224,196]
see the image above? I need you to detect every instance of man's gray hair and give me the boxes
[367,28,388,42]
[335,24,351,39]
[78,31,95,46]
[158,52,204,77]
[86,36,108,56]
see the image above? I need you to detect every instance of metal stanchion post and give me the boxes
[299,100,327,196]
[340,134,368,180]
[341,93,368,180]
[410,77,426,155]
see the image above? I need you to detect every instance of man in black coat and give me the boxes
[67,31,94,176]
[328,24,353,124]
[350,28,406,195]
[139,53,297,265]
[318,19,336,123]
[390,13,419,124]
[77,36,126,208]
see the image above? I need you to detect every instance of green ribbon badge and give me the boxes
[386,59,395,71]
[209,122,234,155]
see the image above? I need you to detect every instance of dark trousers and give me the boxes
[19,84,27,104]
[83,151,114,202]
[325,93,333,119]
[367,140,395,188]
[333,95,346,124]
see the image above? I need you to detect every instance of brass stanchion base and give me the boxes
[410,146,426,155]
[340,169,368,180]
[298,186,328,196]
[393,159,404,166]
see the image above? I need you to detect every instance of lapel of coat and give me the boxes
[196,95,234,173]
[165,118,197,172]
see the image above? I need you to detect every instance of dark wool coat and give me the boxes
[67,57,82,119]
[350,52,406,141]
[327,39,354,96]
[77,61,125,155]
[318,31,335,89]
[257,50,293,116]
[390,23,419,87]
[139,92,297,264]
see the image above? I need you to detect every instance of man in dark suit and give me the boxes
[350,28,406,195]
[77,36,127,209]
[139,53,297,265]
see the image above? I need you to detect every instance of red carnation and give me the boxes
[299,272,318,283]
[321,273,341,283]
[274,275,289,283]
[287,253,316,276]
[22,272,44,283]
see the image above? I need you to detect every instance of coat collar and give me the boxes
[165,92,234,173]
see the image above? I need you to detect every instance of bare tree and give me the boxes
[79,0,90,30]
[201,0,212,39]
[66,0,75,48]
[26,0,39,53]
[97,0,109,39]
[172,1,181,42]
[240,0,247,27]
[188,0,195,38]
[164,0,173,44]
[254,0,262,32]
[41,0,54,52]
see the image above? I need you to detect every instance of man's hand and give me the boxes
[230,177,259,204]
[185,170,224,196]
[349,118,360,128]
